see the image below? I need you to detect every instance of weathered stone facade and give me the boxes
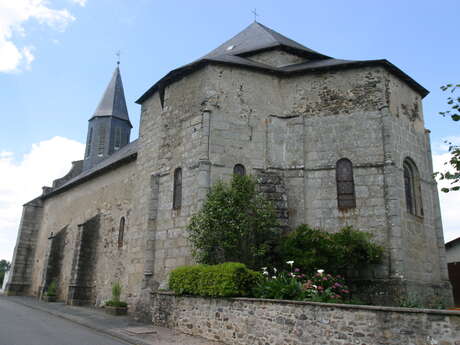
[152,292,460,345]
[6,22,453,316]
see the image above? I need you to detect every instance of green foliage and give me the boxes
[0,260,10,284]
[111,282,122,303]
[252,272,305,300]
[0,260,10,273]
[105,300,127,308]
[252,268,352,303]
[280,225,384,277]
[46,280,57,297]
[105,282,126,307]
[187,175,280,269]
[169,262,261,297]
[437,84,460,192]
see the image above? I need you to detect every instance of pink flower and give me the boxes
[322,277,328,281]
[294,268,300,272]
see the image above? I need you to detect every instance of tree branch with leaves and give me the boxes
[436,84,460,192]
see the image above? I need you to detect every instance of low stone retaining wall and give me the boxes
[152,292,460,345]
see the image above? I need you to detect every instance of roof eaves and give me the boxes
[136,58,429,105]
[281,59,429,98]
[446,237,460,249]
[42,142,138,199]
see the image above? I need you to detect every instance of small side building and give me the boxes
[446,237,460,307]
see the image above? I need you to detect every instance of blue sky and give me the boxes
[0,0,459,260]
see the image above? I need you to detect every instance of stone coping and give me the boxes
[153,291,460,316]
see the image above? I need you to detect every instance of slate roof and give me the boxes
[446,237,460,249]
[42,139,138,199]
[92,66,132,127]
[136,22,428,104]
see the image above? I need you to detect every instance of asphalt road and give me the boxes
[0,297,129,345]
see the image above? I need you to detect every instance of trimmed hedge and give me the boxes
[169,262,261,297]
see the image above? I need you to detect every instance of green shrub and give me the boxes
[105,282,127,307]
[169,262,261,297]
[105,300,128,308]
[168,265,205,295]
[46,280,57,297]
[111,282,122,303]
[187,175,281,269]
[280,225,384,277]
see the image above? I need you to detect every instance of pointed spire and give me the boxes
[92,66,131,125]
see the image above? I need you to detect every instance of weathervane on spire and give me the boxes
[116,50,121,66]
[251,8,259,22]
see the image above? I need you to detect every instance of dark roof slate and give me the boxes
[136,22,429,104]
[203,22,329,59]
[92,66,132,126]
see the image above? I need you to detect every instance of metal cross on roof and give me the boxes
[251,8,259,22]
[116,50,121,66]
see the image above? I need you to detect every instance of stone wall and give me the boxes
[152,292,460,345]
[6,197,43,295]
[27,161,138,308]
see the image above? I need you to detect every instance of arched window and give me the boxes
[403,158,423,217]
[233,164,246,176]
[173,168,182,210]
[336,158,356,210]
[118,217,125,248]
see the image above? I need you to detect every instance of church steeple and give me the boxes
[83,66,132,171]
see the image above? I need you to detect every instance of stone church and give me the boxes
[6,22,452,316]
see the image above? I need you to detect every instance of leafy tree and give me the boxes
[187,175,280,269]
[0,260,10,286]
[437,84,460,192]
[279,225,383,278]
[0,260,10,272]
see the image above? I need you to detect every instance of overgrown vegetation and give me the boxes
[187,175,281,269]
[279,225,384,277]
[169,262,260,297]
[105,282,127,308]
[0,260,10,286]
[46,280,57,297]
[253,268,352,303]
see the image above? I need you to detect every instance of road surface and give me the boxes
[0,297,128,345]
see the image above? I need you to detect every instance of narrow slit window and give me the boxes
[233,164,246,176]
[336,158,356,210]
[118,217,125,248]
[403,158,423,217]
[97,124,106,156]
[114,127,122,150]
[173,168,182,210]
[85,127,93,157]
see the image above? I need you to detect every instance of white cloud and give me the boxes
[433,151,460,243]
[0,0,76,73]
[71,0,87,7]
[0,137,84,261]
